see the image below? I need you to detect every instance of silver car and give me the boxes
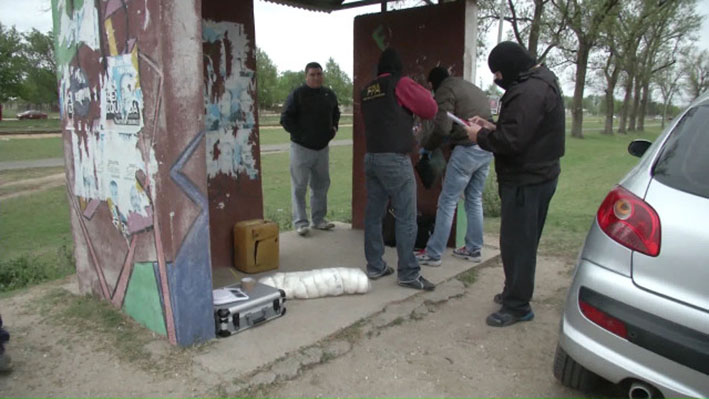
[554,91,709,398]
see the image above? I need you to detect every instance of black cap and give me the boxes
[377,47,403,75]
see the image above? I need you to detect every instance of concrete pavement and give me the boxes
[198,223,500,388]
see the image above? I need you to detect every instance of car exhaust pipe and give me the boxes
[628,381,658,399]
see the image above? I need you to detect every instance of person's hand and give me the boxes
[464,123,482,143]
[470,116,495,131]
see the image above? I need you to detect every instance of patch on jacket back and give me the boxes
[363,83,385,101]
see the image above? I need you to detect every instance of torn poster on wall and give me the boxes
[202,20,258,180]
[72,129,157,237]
[101,49,144,134]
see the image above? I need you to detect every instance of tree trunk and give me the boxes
[603,88,615,135]
[638,80,650,132]
[527,0,544,58]
[618,77,632,134]
[629,76,641,131]
[571,43,591,139]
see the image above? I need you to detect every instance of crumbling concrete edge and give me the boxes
[221,255,502,396]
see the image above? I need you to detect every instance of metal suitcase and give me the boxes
[213,282,286,337]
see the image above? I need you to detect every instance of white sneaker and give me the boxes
[414,250,442,267]
[296,226,310,236]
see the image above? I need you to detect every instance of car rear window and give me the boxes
[653,102,709,199]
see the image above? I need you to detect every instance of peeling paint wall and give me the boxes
[54,0,214,346]
[202,0,264,270]
[352,1,470,240]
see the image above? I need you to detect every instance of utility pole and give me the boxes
[496,0,506,44]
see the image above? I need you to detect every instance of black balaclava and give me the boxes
[377,47,403,76]
[428,67,449,92]
[487,41,536,90]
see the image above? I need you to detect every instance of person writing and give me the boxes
[360,48,438,291]
[280,62,341,236]
[464,42,565,327]
[415,67,493,267]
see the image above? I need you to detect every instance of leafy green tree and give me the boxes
[323,57,353,106]
[0,23,26,103]
[20,29,58,105]
[276,70,305,105]
[256,47,279,110]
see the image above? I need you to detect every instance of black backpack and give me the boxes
[382,207,435,250]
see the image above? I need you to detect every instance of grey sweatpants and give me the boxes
[289,142,330,229]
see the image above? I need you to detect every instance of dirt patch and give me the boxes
[0,173,65,200]
[0,255,617,397]
[0,133,61,139]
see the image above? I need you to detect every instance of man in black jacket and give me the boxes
[465,41,565,327]
[280,62,341,236]
[361,48,438,291]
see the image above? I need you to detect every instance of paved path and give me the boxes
[0,158,65,170]
[0,139,354,171]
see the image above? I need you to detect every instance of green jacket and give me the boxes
[422,76,491,151]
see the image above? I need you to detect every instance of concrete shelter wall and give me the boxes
[352,0,469,244]
[53,0,214,346]
[202,0,264,270]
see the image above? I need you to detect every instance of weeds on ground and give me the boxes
[456,267,478,287]
[0,245,75,293]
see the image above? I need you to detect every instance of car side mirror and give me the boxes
[627,140,652,158]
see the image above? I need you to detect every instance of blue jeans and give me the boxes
[364,153,420,282]
[290,142,330,228]
[425,145,492,260]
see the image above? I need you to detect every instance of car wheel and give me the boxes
[553,345,600,391]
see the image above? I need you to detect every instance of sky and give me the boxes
[1,0,709,92]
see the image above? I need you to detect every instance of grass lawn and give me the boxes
[0,119,664,291]
[261,145,353,229]
[0,136,64,161]
[259,113,353,127]
[0,118,61,133]
[259,125,353,146]
[490,127,664,258]
[0,185,73,261]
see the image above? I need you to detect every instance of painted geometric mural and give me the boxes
[53,0,215,346]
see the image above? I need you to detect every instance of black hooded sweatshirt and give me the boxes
[476,65,566,185]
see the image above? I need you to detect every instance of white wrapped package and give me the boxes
[259,267,371,299]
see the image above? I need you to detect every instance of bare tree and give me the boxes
[684,49,709,101]
[476,0,568,61]
[653,55,685,129]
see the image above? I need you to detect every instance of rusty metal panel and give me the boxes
[352,1,466,240]
[202,0,264,269]
[54,0,214,346]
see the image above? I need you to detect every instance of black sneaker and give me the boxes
[367,266,394,280]
[485,309,534,327]
[493,293,503,304]
[397,275,435,291]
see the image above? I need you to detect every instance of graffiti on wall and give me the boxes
[53,0,179,344]
[202,20,258,180]
[53,0,101,67]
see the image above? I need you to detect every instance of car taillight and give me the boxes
[596,186,661,256]
[579,298,628,339]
